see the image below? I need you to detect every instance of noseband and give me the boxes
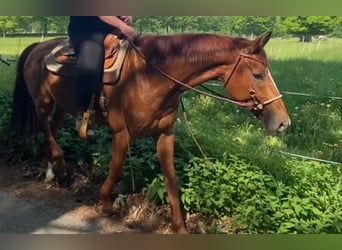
[223,53,283,112]
[130,42,282,112]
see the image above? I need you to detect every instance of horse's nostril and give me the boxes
[278,120,290,132]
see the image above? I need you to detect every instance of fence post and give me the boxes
[16,38,21,59]
[316,40,321,50]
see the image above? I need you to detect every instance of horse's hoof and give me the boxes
[56,176,70,188]
[96,202,114,217]
[176,228,189,234]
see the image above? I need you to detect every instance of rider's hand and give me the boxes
[120,24,138,42]
[120,16,133,26]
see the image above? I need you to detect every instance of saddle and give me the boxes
[45,34,130,84]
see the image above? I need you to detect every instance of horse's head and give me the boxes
[224,31,290,134]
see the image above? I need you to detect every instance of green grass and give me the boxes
[266,37,342,61]
[0,36,58,58]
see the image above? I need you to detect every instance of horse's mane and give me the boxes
[135,33,253,67]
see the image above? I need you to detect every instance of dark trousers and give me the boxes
[68,30,108,112]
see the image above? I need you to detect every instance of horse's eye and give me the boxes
[252,73,264,81]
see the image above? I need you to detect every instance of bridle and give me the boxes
[223,53,283,112]
[130,42,282,112]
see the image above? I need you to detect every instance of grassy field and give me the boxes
[1,36,342,233]
[0,36,61,57]
[267,37,342,61]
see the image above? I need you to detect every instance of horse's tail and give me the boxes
[10,42,40,136]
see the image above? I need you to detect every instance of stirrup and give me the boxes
[78,110,95,139]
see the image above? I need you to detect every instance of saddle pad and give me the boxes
[45,35,130,84]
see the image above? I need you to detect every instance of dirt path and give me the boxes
[0,165,182,234]
[0,162,221,234]
[0,190,136,233]
[0,164,150,234]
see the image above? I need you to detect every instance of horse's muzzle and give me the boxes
[260,108,291,134]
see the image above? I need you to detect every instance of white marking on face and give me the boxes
[267,70,291,126]
[267,70,280,94]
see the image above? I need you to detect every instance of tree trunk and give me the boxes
[43,21,48,35]
[299,34,312,42]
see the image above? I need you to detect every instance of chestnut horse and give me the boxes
[10,31,290,233]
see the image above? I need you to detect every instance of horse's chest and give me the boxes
[129,109,178,136]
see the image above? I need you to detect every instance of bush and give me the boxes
[180,157,342,233]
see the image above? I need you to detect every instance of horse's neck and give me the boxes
[130,35,242,109]
[153,52,229,109]
[173,54,228,89]
[155,49,229,89]
[138,35,235,88]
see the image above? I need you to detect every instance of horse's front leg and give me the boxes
[155,129,187,234]
[99,130,129,214]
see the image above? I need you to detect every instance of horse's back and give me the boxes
[24,37,67,66]
[22,38,67,88]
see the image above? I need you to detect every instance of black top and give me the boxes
[68,16,120,33]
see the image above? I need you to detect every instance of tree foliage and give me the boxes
[232,16,277,36]
[0,16,341,40]
[281,16,340,41]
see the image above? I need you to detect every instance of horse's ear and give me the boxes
[250,31,272,53]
